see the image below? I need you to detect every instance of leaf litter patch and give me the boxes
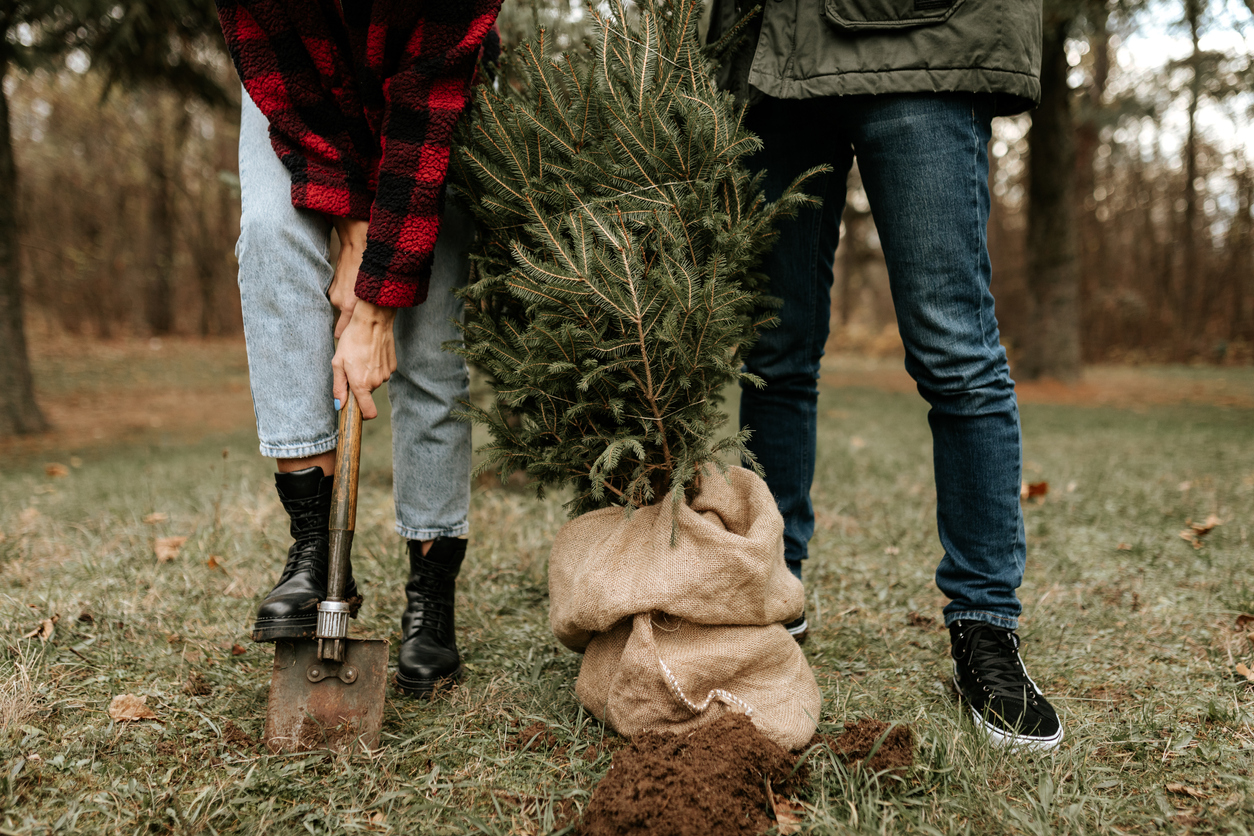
[578,713,805,836]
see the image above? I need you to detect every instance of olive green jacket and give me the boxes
[709,0,1042,115]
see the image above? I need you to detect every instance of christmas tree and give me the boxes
[452,0,816,517]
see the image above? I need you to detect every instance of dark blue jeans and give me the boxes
[742,93,1025,629]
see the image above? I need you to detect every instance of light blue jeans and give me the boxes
[236,89,472,541]
[742,93,1026,630]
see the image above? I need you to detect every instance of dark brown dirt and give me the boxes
[824,719,915,777]
[578,713,803,836]
[905,611,939,630]
[296,716,362,751]
[183,672,213,696]
[222,721,254,749]
[509,721,560,752]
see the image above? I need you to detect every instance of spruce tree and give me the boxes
[452,0,816,517]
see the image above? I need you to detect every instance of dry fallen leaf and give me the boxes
[1190,514,1221,536]
[231,644,246,656]
[1178,481,1192,492]
[1166,782,1210,800]
[1020,481,1049,501]
[369,812,387,827]
[0,529,6,544]
[1179,515,1221,549]
[108,694,158,722]
[44,463,69,478]
[21,614,59,642]
[1116,542,1132,551]
[883,546,900,555]
[1235,614,1254,631]
[154,536,188,563]
[143,512,169,524]
[1236,663,1254,683]
[767,783,804,835]
[206,555,223,571]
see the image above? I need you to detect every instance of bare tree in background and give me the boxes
[1021,0,1085,381]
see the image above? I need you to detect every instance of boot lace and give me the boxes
[959,625,1038,704]
[404,555,454,637]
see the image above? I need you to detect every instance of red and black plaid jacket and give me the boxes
[216,0,501,307]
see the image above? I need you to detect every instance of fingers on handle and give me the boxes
[349,381,378,420]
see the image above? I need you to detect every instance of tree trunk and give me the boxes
[1180,0,1202,337]
[145,96,189,336]
[1021,16,1082,380]
[0,61,49,436]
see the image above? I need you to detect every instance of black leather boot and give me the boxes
[250,467,360,642]
[396,537,467,696]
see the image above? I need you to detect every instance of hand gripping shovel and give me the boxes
[263,394,389,753]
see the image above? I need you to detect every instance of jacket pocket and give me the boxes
[824,0,966,30]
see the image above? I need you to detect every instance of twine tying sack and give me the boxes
[549,466,822,751]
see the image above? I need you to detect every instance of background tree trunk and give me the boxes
[1021,14,1082,381]
[0,63,49,436]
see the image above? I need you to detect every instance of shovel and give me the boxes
[262,393,389,753]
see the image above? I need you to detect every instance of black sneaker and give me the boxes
[949,620,1063,750]
[784,613,809,644]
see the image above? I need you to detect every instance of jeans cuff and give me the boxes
[396,521,470,541]
[943,610,1018,631]
[258,435,338,460]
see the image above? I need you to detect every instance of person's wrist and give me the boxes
[353,299,397,325]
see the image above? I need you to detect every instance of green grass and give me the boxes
[2,369,1253,834]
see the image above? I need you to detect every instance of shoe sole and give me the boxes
[786,617,809,645]
[251,615,317,643]
[251,602,360,643]
[952,674,1064,751]
[395,667,462,698]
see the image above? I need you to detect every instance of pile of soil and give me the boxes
[578,713,803,836]
[825,719,915,777]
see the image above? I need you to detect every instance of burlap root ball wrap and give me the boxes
[549,466,822,750]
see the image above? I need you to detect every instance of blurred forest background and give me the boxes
[0,0,1251,438]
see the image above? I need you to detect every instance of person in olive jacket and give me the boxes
[708,0,1062,750]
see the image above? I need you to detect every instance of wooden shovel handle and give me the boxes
[326,393,362,602]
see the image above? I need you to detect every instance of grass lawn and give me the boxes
[2,346,1253,834]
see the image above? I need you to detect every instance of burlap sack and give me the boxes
[549,466,822,751]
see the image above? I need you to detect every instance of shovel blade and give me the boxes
[263,639,389,754]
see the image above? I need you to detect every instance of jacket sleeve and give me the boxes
[354,1,502,307]
[216,0,376,219]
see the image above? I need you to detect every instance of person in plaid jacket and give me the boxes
[216,0,501,697]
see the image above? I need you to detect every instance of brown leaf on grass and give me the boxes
[1179,515,1221,549]
[44,463,69,478]
[767,782,804,835]
[0,529,6,543]
[154,536,188,563]
[1190,514,1221,536]
[230,644,246,656]
[206,555,223,571]
[21,614,59,642]
[1236,663,1254,682]
[1116,543,1132,551]
[1235,614,1254,631]
[108,694,158,722]
[1020,481,1049,501]
[143,512,169,524]
[1166,782,1210,800]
